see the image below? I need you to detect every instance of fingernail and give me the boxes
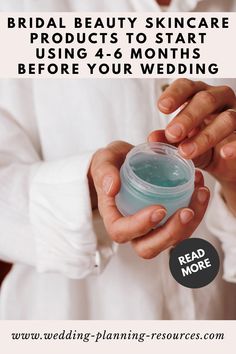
[166,124,183,140]
[180,209,195,225]
[204,117,212,125]
[194,170,202,184]
[159,98,173,111]
[102,176,113,195]
[179,142,197,157]
[151,209,166,224]
[197,187,209,204]
[220,146,235,159]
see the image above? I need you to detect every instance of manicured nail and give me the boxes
[159,98,173,111]
[197,187,209,204]
[102,176,113,195]
[151,209,166,224]
[180,209,195,224]
[179,142,197,157]
[204,117,212,125]
[166,124,183,140]
[220,146,235,159]
[194,170,202,184]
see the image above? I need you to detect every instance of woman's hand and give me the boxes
[150,79,236,215]
[89,140,210,259]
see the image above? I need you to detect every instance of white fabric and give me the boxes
[0,0,236,320]
[30,156,114,279]
[206,183,236,284]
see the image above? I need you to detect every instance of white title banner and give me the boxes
[0,12,235,78]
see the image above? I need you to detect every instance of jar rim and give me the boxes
[124,142,195,196]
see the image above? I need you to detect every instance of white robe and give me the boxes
[0,0,236,320]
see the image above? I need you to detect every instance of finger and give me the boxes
[221,139,236,160]
[148,130,180,149]
[178,109,236,159]
[148,128,208,149]
[187,186,210,231]
[100,196,167,243]
[204,113,218,126]
[192,149,214,171]
[132,186,210,259]
[194,169,204,188]
[92,141,133,197]
[158,79,207,114]
[187,127,201,139]
[165,86,236,143]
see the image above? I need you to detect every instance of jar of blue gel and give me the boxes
[116,142,195,225]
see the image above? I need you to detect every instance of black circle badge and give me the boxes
[169,238,220,288]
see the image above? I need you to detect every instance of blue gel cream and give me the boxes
[116,142,195,225]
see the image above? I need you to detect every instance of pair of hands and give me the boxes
[89,79,236,259]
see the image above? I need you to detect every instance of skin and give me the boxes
[89,79,236,259]
[150,79,236,216]
[89,141,210,259]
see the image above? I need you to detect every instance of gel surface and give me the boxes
[130,152,190,187]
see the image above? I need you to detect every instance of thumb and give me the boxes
[91,141,133,197]
[101,164,121,197]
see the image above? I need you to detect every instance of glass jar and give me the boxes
[116,142,195,225]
